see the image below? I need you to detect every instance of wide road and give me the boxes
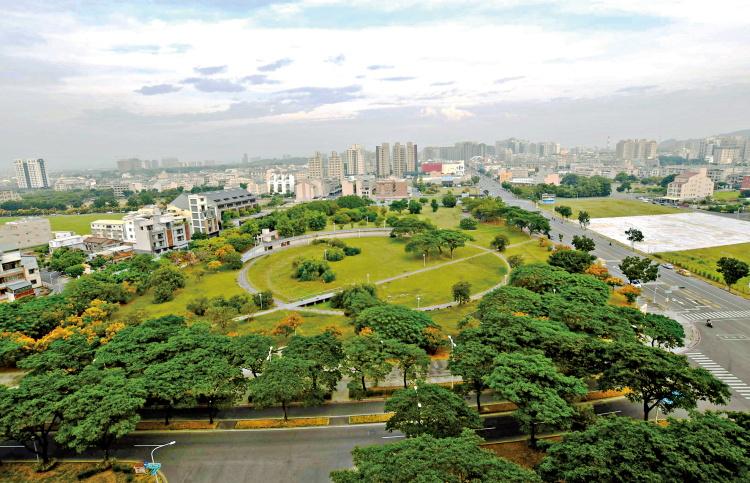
[476,171,750,412]
[0,399,642,482]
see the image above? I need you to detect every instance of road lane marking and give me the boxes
[687,353,750,401]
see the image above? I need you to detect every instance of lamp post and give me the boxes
[366,273,370,284]
[422,253,426,267]
[417,295,421,309]
[447,335,457,389]
[134,441,176,483]
[258,292,263,310]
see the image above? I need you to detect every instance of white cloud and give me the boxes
[421,106,474,121]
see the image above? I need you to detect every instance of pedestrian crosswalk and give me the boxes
[685,353,750,400]
[681,310,750,321]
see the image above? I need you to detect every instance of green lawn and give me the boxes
[539,198,684,218]
[428,301,479,335]
[418,206,530,247]
[115,268,247,321]
[712,190,743,201]
[379,253,506,308]
[656,243,750,296]
[246,237,484,301]
[235,310,352,340]
[0,213,126,234]
[504,239,553,265]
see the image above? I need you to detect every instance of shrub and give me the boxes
[322,270,336,283]
[326,247,345,262]
[507,254,524,268]
[343,246,361,256]
[459,218,477,230]
[329,239,347,249]
[293,258,331,281]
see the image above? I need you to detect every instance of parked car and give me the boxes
[631,279,643,288]
[661,263,674,269]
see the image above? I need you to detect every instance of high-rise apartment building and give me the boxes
[308,151,323,179]
[14,159,49,189]
[406,142,418,173]
[375,143,391,177]
[345,144,365,176]
[328,151,343,179]
[713,146,742,164]
[392,143,406,177]
[615,139,657,160]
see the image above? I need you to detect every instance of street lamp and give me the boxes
[134,441,176,483]
[422,253,426,267]
[366,273,370,284]
[416,295,421,309]
[258,292,263,310]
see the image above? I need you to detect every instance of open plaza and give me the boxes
[588,212,750,253]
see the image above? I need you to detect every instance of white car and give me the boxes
[661,263,674,269]
[631,280,643,288]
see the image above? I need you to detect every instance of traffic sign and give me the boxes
[145,462,162,475]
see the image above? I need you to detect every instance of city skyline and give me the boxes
[2,1,750,167]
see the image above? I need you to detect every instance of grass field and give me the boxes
[418,206,530,247]
[539,198,683,218]
[504,239,552,265]
[378,252,506,308]
[0,213,126,234]
[116,267,247,321]
[656,243,750,295]
[426,300,478,334]
[712,190,743,201]
[236,310,352,339]
[246,237,484,301]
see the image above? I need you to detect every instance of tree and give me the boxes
[637,313,685,349]
[390,216,436,238]
[56,367,146,460]
[577,210,590,229]
[554,205,572,220]
[619,255,660,283]
[490,234,509,252]
[548,250,595,273]
[205,305,237,331]
[272,312,304,337]
[571,235,595,252]
[18,332,96,375]
[284,332,344,403]
[407,199,422,214]
[0,371,73,463]
[442,192,457,208]
[389,199,408,213]
[449,332,497,411]
[438,229,473,258]
[228,334,273,377]
[538,413,750,483]
[717,257,750,292]
[385,384,481,438]
[149,265,186,303]
[354,305,440,350]
[249,357,311,421]
[600,343,730,421]
[625,227,644,250]
[507,254,524,268]
[331,430,540,483]
[484,352,587,447]
[405,230,444,260]
[452,281,471,304]
[430,198,439,212]
[384,340,430,388]
[342,335,392,397]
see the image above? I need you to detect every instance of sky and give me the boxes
[1,0,750,168]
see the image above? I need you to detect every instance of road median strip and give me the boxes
[235,417,329,429]
[349,413,394,424]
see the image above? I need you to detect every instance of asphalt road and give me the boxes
[476,171,750,412]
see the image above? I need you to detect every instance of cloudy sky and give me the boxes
[2,0,750,168]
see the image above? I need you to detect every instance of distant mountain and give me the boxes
[659,128,750,150]
[719,128,750,138]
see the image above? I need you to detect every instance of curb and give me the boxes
[0,459,168,482]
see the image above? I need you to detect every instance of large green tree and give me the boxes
[227,334,274,377]
[600,343,730,421]
[625,227,644,250]
[56,367,146,460]
[438,229,473,258]
[342,334,392,397]
[249,357,312,420]
[717,256,750,292]
[538,413,750,483]
[0,371,74,463]
[449,331,497,411]
[284,331,344,404]
[548,250,596,274]
[485,352,587,447]
[18,332,97,375]
[331,430,539,483]
[354,305,440,351]
[618,255,660,283]
[383,340,430,388]
[385,384,481,438]
[571,235,595,252]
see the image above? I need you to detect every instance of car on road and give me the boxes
[676,268,691,276]
[661,263,674,269]
[631,279,643,288]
